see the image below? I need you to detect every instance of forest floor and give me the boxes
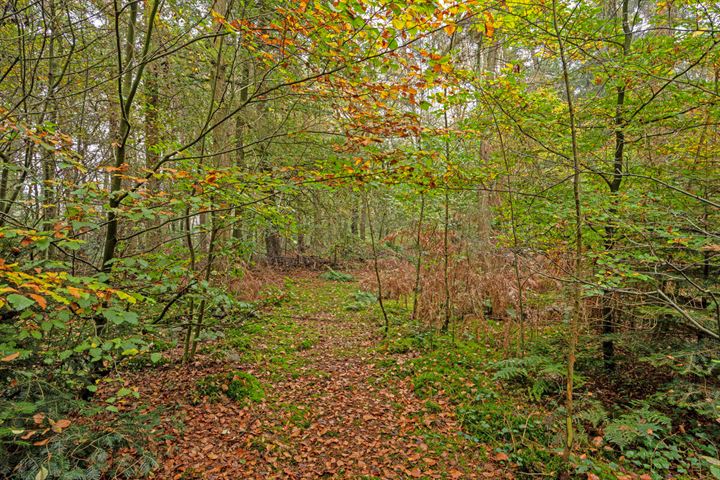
[116,273,511,479]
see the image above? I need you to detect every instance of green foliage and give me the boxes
[0,408,160,480]
[194,371,264,404]
[319,269,355,282]
[412,372,443,398]
[344,290,377,311]
[603,407,672,451]
[493,355,580,402]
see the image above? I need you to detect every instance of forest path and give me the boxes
[129,274,501,479]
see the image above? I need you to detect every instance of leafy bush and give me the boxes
[603,407,672,451]
[493,355,579,401]
[458,387,560,473]
[0,407,160,480]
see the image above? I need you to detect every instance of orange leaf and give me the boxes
[484,11,495,38]
[29,294,47,309]
[444,23,456,36]
[67,286,83,299]
[1,352,20,362]
[33,438,50,446]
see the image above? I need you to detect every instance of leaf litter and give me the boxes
[113,276,511,479]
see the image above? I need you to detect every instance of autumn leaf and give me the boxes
[66,286,83,298]
[51,419,71,432]
[484,11,495,38]
[29,294,47,309]
[1,351,20,362]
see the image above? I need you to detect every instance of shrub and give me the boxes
[319,269,355,282]
[493,355,581,401]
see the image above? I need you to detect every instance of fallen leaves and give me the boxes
[494,452,510,462]
[114,277,506,479]
[51,418,71,432]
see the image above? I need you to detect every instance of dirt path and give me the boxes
[123,276,505,479]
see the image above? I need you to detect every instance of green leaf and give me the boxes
[35,236,51,251]
[101,308,139,325]
[7,294,35,311]
[710,465,720,480]
[150,352,162,363]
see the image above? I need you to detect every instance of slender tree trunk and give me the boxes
[365,193,389,336]
[492,113,526,355]
[189,215,219,359]
[42,0,58,242]
[359,197,367,240]
[411,193,425,321]
[601,0,633,372]
[441,90,452,333]
[553,0,584,459]
[101,0,160,275]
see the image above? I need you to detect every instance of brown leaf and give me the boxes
[494,452,509,461]
[2,352,20,362]
[51,419,71,432]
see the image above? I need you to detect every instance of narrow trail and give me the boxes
[123,275,506,479]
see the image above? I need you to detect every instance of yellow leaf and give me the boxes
[444,23,456,36]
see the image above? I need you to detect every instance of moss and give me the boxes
[195,371,264,404]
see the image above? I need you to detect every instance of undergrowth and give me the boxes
[194,371,264,404]
[319,269,355,282]
[378,313,720,480]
